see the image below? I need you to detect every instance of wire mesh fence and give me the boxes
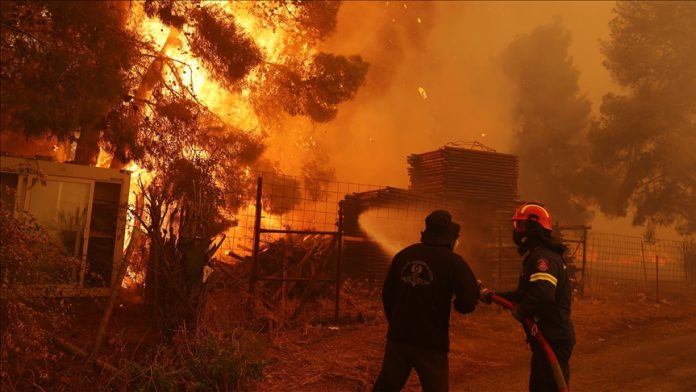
[583,232,696,300]
[217,171,696,308]
[219,172,383,263]
[218,172,385,324]
[219,172,488,282]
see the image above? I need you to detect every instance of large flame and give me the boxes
[116,3,323,277]
[131,2,313,135]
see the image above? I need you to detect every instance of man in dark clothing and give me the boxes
[480,203,575,392]
[373,210,479,392]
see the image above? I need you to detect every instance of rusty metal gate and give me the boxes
[246,176,345,324]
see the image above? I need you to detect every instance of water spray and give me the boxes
[358,207,435,256]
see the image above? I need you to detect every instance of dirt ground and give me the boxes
[257,299,696,392]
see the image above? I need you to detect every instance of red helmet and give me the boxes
[511,203,553,232]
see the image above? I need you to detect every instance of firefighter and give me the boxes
[373,210,479,392]
[479,202,575,392]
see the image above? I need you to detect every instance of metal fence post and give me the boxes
[641,240,647,282]
[497,226,503,289]
[684,241,689,281]
[655,255,659,303]
[580,226,587,297]
[249,176,262,296]
[334,205,344,325]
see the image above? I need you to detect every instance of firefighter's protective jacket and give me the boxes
[498,246,575,342]
[382,243,479,353]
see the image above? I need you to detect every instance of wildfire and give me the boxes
[116,3,337,270]
[225,2,295,64]
[130,1,314,137]
[138,11,241,127]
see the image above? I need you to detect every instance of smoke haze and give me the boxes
[310,2,688,239]
[315,1,613,187]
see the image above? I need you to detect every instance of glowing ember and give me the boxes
[418,86,428,99]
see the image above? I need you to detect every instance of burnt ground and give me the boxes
[257,299,696,392]
[34,290,695,391]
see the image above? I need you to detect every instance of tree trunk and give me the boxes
[110,27,181,169]
[73,124,100,165]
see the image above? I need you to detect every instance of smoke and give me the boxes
[307,2,690,237]
[500,20,593,225]
[309,1,614,188]
[304,2,696,238]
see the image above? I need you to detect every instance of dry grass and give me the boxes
[255,296,696,391]
[12,267,693,391]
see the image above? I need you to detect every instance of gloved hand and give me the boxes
[478,287,494,304]
[511,306,524,322]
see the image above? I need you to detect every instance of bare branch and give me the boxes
[1,23,47,45]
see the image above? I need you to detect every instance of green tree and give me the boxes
[587,1,696,234]
[501,21,593,224]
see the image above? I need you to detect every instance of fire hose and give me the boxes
[491,294,569,392]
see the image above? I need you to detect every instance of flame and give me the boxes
[121,1,324,182]
[122,162,154,245]
[221,202,289,260]
[225,2,293,64]
[129,2,315,137]
[132,4,246,133]
[122,3,327,266]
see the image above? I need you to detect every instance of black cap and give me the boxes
[421,210,459,245]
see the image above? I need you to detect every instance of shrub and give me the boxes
[124,330,265,391]
[0,202,75,390]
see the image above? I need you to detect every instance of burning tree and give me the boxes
[586,1,696,234]
[1,1,368,333]
[1,1,368,166]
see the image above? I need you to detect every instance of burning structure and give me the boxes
[342,142,521,287]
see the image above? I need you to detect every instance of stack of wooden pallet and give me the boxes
[339,143,523,287]
[407,145,519,207]
[405,145,522,288]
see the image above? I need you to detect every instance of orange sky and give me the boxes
[314,1,682,239]
[318,1,614,186]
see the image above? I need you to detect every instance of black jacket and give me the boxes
[382,242,479,353]
[498,246,575,342]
